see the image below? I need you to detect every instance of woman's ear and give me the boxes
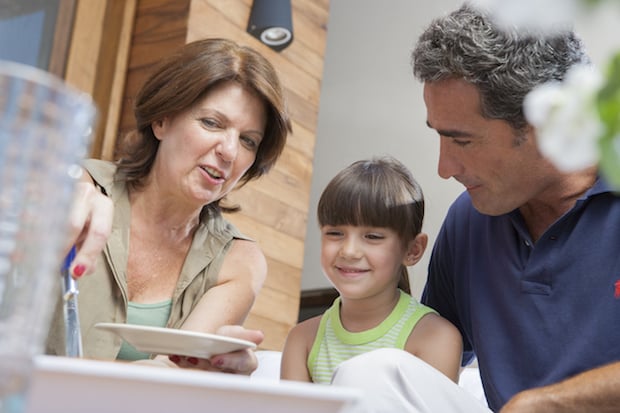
[151,118,168,141]
[403,233,428,266]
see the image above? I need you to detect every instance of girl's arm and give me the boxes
[280,316,321,382]
[406,312,463,382]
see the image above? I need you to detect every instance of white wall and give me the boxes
[301,0,620,299]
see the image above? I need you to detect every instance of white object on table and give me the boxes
[24,355,361,413]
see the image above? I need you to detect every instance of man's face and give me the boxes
[423,77,557,216]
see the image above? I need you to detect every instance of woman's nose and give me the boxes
[216,132,238,162]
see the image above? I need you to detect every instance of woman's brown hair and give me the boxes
[115,38,292,213]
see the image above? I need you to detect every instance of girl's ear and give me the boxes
[403,233,428,266]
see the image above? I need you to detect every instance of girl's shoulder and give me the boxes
[289,314,322,342]
[405,312,463,382]
[405,311,462,354]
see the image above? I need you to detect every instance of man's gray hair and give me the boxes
[411,3,589,131]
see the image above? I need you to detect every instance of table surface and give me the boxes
[24,356,361,413]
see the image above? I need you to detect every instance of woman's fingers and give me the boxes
[65,181,113,278]
[167,326,265,375]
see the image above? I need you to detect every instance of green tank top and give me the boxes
[117,299,172,361]
[307,290,436,383]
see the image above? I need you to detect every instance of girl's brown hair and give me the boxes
[318,156,425,294]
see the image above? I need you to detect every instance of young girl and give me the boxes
[280,156,463,385]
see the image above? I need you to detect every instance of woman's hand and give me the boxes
[166,325,264,374]
[65,179,113,278]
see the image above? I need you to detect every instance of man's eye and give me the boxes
[453,139,471,147]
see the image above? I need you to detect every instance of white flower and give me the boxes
[523,64,605,172]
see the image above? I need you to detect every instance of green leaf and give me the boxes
[599,133,620,189]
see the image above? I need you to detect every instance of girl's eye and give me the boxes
[322,228,342,237]
[366,233,384,240]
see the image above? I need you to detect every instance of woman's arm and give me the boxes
[182,238,267,331]
[162,238,267,373]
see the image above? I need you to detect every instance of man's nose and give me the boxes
[437,138,463,179]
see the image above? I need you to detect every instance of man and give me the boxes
[413,3,620,412]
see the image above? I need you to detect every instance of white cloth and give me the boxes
[331,348,492,413]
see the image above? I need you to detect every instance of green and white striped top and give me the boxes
[307,289,436,384]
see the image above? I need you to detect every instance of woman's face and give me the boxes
[152,81,267,208]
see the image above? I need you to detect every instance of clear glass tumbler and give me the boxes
[0,61,96,413]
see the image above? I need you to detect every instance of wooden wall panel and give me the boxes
[187,0,329,350]
[64,0,137,161]
[116,0,192,148]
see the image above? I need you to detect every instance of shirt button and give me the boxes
[524,240,531,247]
[549,236,557,241]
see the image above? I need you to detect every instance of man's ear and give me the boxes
[403,233,428,266]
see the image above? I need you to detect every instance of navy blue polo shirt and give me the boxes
[422,177,620,412]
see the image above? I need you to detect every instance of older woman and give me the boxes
[47,38,291,374]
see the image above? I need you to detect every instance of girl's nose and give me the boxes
[339,237,362,259]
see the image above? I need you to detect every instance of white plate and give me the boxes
[95,323,256,358]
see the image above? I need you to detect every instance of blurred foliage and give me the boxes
[596,51,620,189]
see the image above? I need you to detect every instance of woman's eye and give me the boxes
[201,118,219,128]
[240,135,259,150]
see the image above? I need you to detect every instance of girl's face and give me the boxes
[320,224,411,300]
[151,81,267,208]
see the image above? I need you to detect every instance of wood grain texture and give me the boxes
[100,0,137,160]
[63,0,137,160]
[116,0,192,150]
[48,0,77,78]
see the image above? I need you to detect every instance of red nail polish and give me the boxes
[187,357,199,365]
[169,355,181,363]
[73,264,86,278]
